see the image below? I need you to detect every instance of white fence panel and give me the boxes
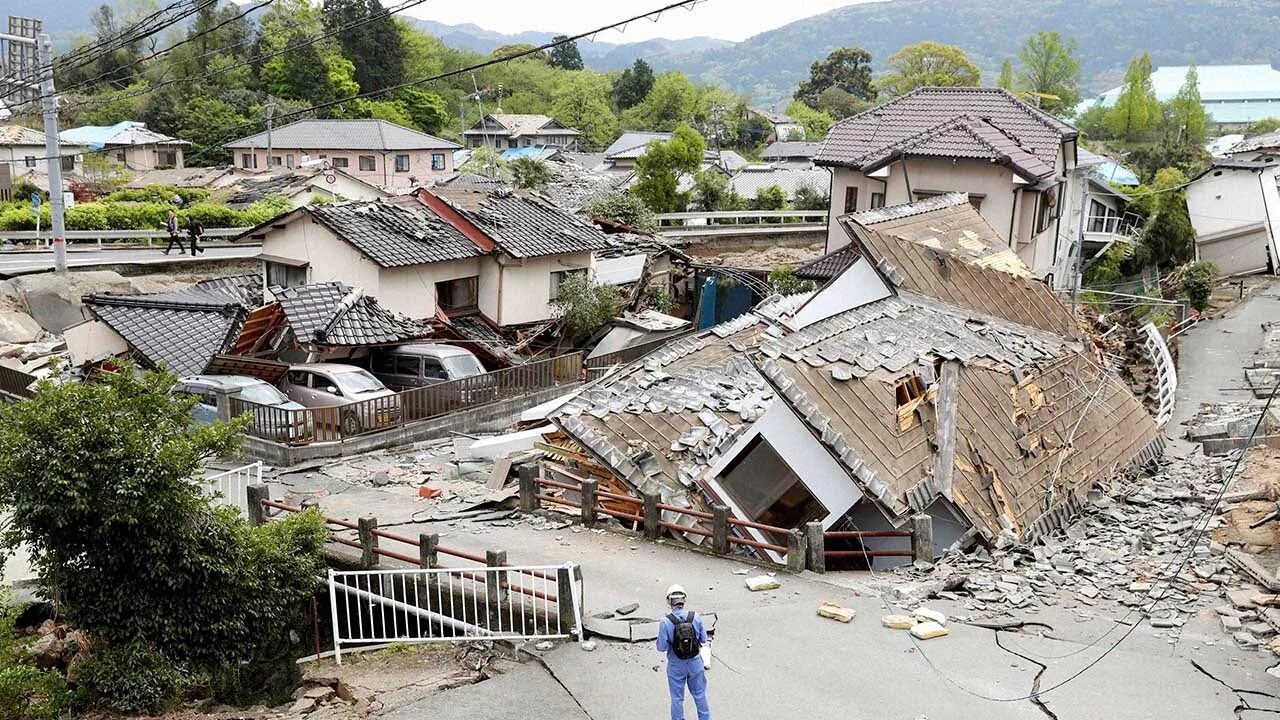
[1141,323,1178,427]
[328,563,583,664]
[201,461,262,517]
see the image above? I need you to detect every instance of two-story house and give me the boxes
[0,125,86,192]
[224,119,460,189]
[814,87,1082,279]
[464,114,581,150]
[61,121,188,171]
[236,188,611,331]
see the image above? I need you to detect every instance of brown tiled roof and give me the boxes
[815,87,1075,179]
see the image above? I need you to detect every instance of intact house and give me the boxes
[234,188,612,349]
[814,87,1085,284]
[750,108,805,142]
[223,119,461,188]
[0,125,86,187]
[551,195,1165,566]
[464,114,581,150]
[61,121,188,171]
[1186,158,1280,277]
[760,140,820,168]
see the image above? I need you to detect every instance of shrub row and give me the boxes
[0,196,291,232]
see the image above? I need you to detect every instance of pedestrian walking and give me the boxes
[656,584,711,720]
[185,215,205,256]
[163,209,183,255]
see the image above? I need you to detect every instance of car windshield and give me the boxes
[336,368,388,394]
[237,382,289,405]
[441,353,485,378]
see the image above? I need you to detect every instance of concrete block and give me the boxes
[817,603,855,623]
[910,621,949,640]
[744,575,780,592]
[0,311,41,344]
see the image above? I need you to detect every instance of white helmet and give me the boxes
[666,584,687,605]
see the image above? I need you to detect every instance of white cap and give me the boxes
[666,584,687,603]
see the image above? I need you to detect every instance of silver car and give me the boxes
[368,343,486,391]
[284,363,400,436]
[174,374,309,442]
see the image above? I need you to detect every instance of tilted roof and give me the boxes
[432,188,612,259]
[274,282,433,346]
[1229,129,1280,155]
[815,87,1075,179]
[308,201,485,268]
[761,141,820,160]
[604,131,672,160]
[224,119,460,151]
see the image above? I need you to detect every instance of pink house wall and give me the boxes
[234,147,454,188]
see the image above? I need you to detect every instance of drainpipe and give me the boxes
[1008,187,1022,246]
[900,157,913,199]
[381,151,389,187]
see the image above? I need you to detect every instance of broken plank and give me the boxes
[487,456,515,490]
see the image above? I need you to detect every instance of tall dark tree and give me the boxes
[793,47,876,108]
[322,0,405,93]
[88,4,143,90]
[613,58,655,110]
[548,36,584,70]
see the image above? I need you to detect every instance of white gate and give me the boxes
[201,461,262,517]
[327,563,583,664]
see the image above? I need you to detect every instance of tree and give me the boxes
[1014,31,1081,114]
[612,59,655,110]
[1180,260,1218,311]
[553,274,622,342]
[548,36,584,70]
[997,59,1015,90]
[1138,167,1195,268]
[792,182,830,211]
[0,367,327,709]
[631,125,706,213]
[323,0,405,93]
[551,73,618,150]
[785,100,835,139]
[1106,53,1161,140]
[586,192,657,232]
[1166,65,1208,147]
[1246,118,1280,136]
[177,97,248,166]
[396,87,449,133]
[793,47,876,108]
[621,72,699,132]
[690,168,740,211]
[877,42,980,97]
[510,156,550,190]
[768,266,817,296]
[491,43,546,61]
[752,184,787,210]
[813,87,872,119]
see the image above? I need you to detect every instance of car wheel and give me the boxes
[341,410,362,436]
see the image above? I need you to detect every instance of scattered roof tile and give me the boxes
[275,282,433,346]
[308,201,485,268]
[431,188,612,258]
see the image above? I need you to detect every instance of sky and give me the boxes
[403,0,873,43]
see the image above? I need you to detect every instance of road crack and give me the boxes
[991,630,1059,720]
[1190,659,1280,718]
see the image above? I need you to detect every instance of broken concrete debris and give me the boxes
[745,576,781,592]
[911,607,947,627]
[817,603,855,623]
[881,615,917,629]
[909,622,949,640]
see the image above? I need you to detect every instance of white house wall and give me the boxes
[496,252,594,326]
[378,257,483,319]
[261,220,382,297]
[786,256,891,330]
[1187,167,1279,276]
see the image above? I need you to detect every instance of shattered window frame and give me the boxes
[717,436,829,533]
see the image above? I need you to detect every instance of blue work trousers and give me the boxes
[666,656,710,720]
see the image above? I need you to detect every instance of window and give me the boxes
[394,154,410,172]
[269,156,282,168]
[115,151,126,163]
[241,153,257,169]
[394,355,422,376]
[286,154,295,169]
[359,155,376,172]
[372,353,397,375]
[870,192,885,209]
[1036,184,1061,234]
[156,150,177,168]
[549,269,586,301]
[422,357,447,380]
[331,156,349,169]
[61,155,75,172]
[23,156,35,168]
[266,261,307,289]
[286,370,312,388]
[431,153,446,171]
[718,437,828,532]
[436,276,478,312]
[843,186,858,213]
[507,139,518,149]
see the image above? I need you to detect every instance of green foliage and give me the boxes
[586,193,657,232]
[689,169,744,211]
[793,47,876,108]
[1106,53,1161,140]
[1247,118,1280,136]
[324,0,405,93]
[177,97,248,167]
[510,157,551,190]
[621,72,699,132]
[783,100,835,139]
[76,641,182,714]
[553,275,622,341]
[997,59,1015,90]
[768,266,817,296]
[752,185,788,211]
[551,73,619,151]
[1165,65,1208,147]
[1013,31,1081,114]
[632,125,706,213]
[646,284,675,313]
[1136,168,1195,268]
[612,59,655,111]
[548,37,584,71]
[1083,240,1133,286]
[792,183,830,211]
[396,88,450,134]
[104,185,210,205]
[0,666,75,720]
[876,42,980,97]
[1181,260,1218,311]
[0,366,328,708]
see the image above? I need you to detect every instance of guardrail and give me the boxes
[0,227,250,249]
[230,353,583,446]
[653,210,828,229]
[201,461,262,517]
[810,524,923,572]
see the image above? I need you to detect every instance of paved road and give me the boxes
[0,244,259,276]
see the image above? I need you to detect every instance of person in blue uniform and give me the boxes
[656,584,711,720]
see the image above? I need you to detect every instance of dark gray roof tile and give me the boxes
[309,201,484,268]
[275,282,433,346]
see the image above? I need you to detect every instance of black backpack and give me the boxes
[668,612,701,660]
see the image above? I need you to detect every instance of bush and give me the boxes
[586,192,657,233]
[0,666,76,720]
[553,274,622,341]
[1181,260,1218,311]
[103,185,210,206]
[76,641,183,714]
[64,204,110,231]
[238,196,293,227]
[768,266,816,296]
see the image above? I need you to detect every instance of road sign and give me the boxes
[29,191,39,214]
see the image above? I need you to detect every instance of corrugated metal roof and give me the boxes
[225,119,459,151]
[603,131,672,159]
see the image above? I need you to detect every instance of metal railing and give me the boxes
[815,527,917,570]
[232,353,583,446]
[1141,322,1178,427]
[201,461,262,517]
[1085,212,1141,237]
[654,210,828,229]
[584,329,697,378]
[328,564,582,664]
[0,227,249,249]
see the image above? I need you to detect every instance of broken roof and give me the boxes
[62,121,187,149]
[307,201,485,268]
[83,276,260,376]
[274,282,433,346]
[430,187,612,259]
[124,166,235,189]
[814,87,1075,180]
[1229,129,1280,155]
[761,141,820,160]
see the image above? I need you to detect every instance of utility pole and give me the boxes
[1070,170,1090,314]
[37,33,66,273]
[265,94,276,170]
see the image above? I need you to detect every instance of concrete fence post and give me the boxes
[643,492,661,540]
[556,565,576,636]
[711,505,729,555]
[215,388,233,423]
[358,516,379,568]
[518,464,540,513]
[246,483,269,527]
[786,529,807,573]
[487,550,509,629]
[419,533,438,569]
[911,514,934,565]
[580,479,598,528]
[805,521,826,574]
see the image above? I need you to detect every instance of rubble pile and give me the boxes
[1186,403,1278,456]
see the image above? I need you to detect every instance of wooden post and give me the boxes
[643,491,661,540]
[518,464,540,513]
[246,483,268,527]
[786,529,807,573]
[805,521,826,574]
[911,514,934,565]
[419,533,438,569]
[711,505,729,555]
[580,478,598,528]
[358,516,379,568]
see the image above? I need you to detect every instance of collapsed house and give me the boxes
[548,195,1166,565]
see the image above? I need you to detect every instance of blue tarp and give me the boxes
[60,121,140,150]
[499,147,549,160]
[1093,161,1140,187]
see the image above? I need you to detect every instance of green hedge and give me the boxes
[0,196,293,232]
[102,185,211,205]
